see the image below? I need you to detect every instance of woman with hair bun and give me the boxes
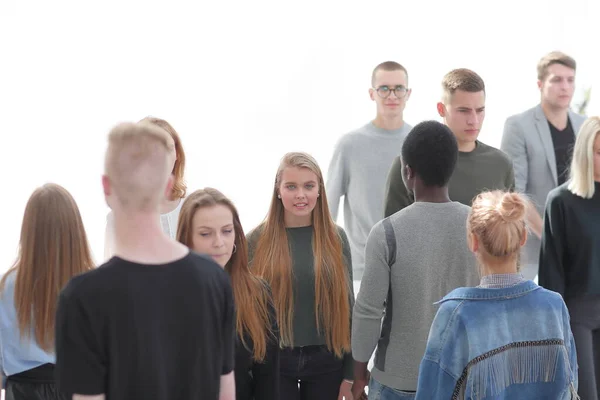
[415,191,578,399]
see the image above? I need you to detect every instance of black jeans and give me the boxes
[279,345,344,400]
[5,364,68,400]
[568,295,600,400]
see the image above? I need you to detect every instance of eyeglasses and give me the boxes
[374,85,408,99]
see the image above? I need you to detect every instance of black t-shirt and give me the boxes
[548,118,576,185]
[55,252,235,400]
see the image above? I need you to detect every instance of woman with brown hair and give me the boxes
[247,152,356,400]
[103,116,187,260]
[0,184,95,399]
[176,188,279,400]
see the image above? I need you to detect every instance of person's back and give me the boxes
[57,253,233,399]
[55,122,236,400]
[352,121,478,398]
[416,191,578,399]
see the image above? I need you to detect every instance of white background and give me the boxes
[1,0,598,272]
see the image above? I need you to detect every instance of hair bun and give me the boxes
[497,192,526,223]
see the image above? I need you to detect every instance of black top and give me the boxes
[55,252,235,400]
[548,119,576,186]
[234,284,280,400]
[247,225,355,379]
[539,182,600,299]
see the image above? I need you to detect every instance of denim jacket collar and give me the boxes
[437,280,540,303]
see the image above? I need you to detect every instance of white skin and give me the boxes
[278,166,320,227]
[159,144,181,214]
[277,166,354,399]
[190,204,236,268]
[468,231,527,277]
[539,63,576,129]
[369,69,411,130]
[437,89,486,153]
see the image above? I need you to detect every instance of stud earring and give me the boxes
[277,194,281,199]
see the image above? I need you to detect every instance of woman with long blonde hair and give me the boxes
[247,152,356,400]
[540,116,600,400]
[0,184,95,399]
[103,116,187,260]
[177,188,279,400]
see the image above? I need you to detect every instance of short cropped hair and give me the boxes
[537,51,576,81]
[442,68,485,103]
[104,122,175,211]
[401,120,458,187]
[371,61,408,87]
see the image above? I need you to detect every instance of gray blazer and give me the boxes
[501,104,585,267]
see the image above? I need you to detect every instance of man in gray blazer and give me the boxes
[501,51,585,280]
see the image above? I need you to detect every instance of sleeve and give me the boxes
[103,212,115,261]
[383,156,414,218]
[500,117,528,193]
[339,228,355,380]
[538,193,567,296]
[325,137,349,221]
[351,223,389,363]
[252,292,280,400]
[55,286,106,396]
[221,273,236,374]
[415,302,463,399]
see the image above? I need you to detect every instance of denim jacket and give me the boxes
[415,280,578,399]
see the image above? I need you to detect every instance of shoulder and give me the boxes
[506,106,537,124]
[333,126,370,150]
[247,224,266,243]
[476,142,513,165]
[570,110,586,125]
[547,182,572,204]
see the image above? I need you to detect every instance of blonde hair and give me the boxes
[568,116,600,199]
[104,122,175,211]
[177,188,273,361]
[0,184,95,351]
[250,152,351,357]
[139,116,187,200]
[468,191,528,261]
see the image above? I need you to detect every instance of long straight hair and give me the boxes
[568,116,600,198]
[250,152,351,357]
[177,188,273,361]
[0,184,95,351]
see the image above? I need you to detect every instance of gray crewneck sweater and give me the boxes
[352,201,479,391]
[326,121,412,280]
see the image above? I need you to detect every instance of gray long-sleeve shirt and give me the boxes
[352,201,479,390]
[326,121,412,280]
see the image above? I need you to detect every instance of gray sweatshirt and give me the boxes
[352,201,479,391]
[326,121,412,280]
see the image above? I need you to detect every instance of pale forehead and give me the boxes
[447,89,485,108]
[192,204,233,227]
[280,166,318,182]
[545,63,576,79]
[374,69,408,87]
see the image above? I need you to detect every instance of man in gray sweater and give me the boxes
[326,61,412,284]
[351,121,479,398]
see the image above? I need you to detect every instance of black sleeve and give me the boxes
[384,156,414,218]
[252,293,280,400]
[538,192,567,296]
[55,285,106,396]
[221,274,236,375]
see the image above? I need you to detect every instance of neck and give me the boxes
[478,256,519,277]
[373,114,405,130]
[457,140,476,152]
[412,184,451,203]
[284,212,312,228]
[112,208,176,262]
[541,102,569,129]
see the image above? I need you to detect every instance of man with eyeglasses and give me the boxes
[384,68,515,218]
[326,61,412,293]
